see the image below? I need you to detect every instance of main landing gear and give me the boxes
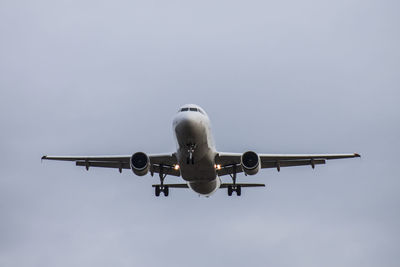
[227,185,241,196]
[228,164,241,196]
[155,164,169,197]
[186,143,196,165]
[155,185,169,197]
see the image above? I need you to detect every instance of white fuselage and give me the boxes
[172,105,220,195]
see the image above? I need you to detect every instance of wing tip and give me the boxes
[354,153,361,158]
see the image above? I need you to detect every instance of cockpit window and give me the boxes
[179,107,204,114]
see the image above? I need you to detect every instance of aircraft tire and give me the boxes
[228,186,233,196]
[155,186,160,197]
[164,186,169,197]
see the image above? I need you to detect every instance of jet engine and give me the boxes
[130,152,150,176]
[241,151,260,175]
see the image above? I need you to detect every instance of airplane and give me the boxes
[42,104,360,197]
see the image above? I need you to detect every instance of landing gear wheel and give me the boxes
[155,186,160,197]
[236,186,241,196]
[191,157,195,165]
[227,186,233,196]
[163,186,169,197]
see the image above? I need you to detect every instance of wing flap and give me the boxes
[260,153,360,160]
[261,159,326,169]
[76,161,130,169]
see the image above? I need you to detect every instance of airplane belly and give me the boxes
[179,148,216,181]
[188,178,221,196]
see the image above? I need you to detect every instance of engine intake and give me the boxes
[130,152,150,176]
[241,151,260,175]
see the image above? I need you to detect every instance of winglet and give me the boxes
[354,153,361,158]
[41,155,47,162]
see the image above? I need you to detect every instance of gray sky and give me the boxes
[0,0,399,266]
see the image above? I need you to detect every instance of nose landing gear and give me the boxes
[186,143,196,165]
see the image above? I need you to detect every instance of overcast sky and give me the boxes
[0,0,399,266]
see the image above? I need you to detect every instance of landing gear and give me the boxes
[227,185,241,196]
[227,164,241,196]
[154,185,169,197]
[164,186,169,197]
[186,157,194,165]
[186,143,196,165]
[228,186,233,196]
[155,165,169,197]
[155,185,160,197]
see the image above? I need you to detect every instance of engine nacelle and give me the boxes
[130,152,150,176]
[241,151,260,175]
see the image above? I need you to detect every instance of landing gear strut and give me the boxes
[186,143,196,165]
[227,164,241,196]
[155,164,169,197]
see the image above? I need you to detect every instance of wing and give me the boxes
[215,152,360,176]
[41,153,180,176]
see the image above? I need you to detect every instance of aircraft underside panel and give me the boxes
[188,178,221,195]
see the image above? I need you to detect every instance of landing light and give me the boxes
[214,164,222,170]
[174,164,180,170]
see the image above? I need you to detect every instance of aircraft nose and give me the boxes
[177,114,197,130]
[174,112,201,139]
